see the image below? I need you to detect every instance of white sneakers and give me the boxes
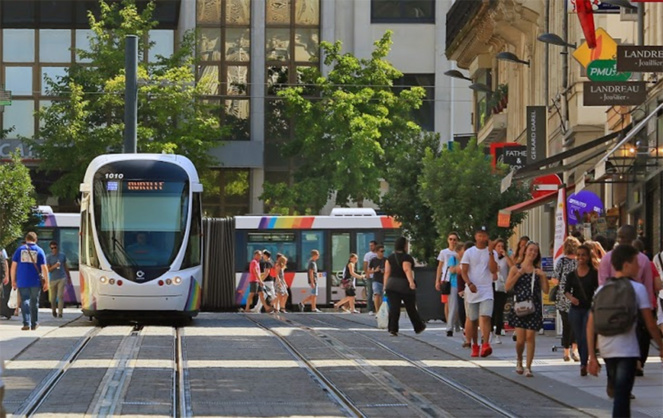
[368,311,375,316]
[494,335,502,344]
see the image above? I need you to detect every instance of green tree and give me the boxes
[0,151,37,249]
[420,140,530,242]
[261,31,425,214]
[27,0,223,199]
[380,131,440,264]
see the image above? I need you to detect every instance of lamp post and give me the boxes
[469,83,493,94]
[537,33,577,49]
[443,69,472,81]
[496,52,530,67]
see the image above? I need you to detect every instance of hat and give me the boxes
[474,225,489,234]
[262,249,271,257]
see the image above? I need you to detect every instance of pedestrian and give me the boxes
[436,232,460,329]
[274,254,289,313]
[513,236,530,265]
[505,241,548,377]
[260,250,277,312]
[368,245,386,313]
[587,244,663,418]
[585,239,606,261]
[552,236,580,362]
[46,241,69,318]
[300,250,321,312]
[243,250,270,313]
[0,347,5,418]
[10,232,49,331]
[383,236,425,336]
[363,240,378,315]
[564,244,599,376]
[334,253,364,314]
[1,248,10,320]
[654,249,663,335]
[598,225,654,376]
[460,226,498,358]
[492,238,514,344]
[444,242,468,337]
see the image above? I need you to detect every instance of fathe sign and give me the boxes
[616,46,663,72]
[583,82,647,106]
[587,60,631,82]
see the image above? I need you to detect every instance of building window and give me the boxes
[474,70,492,133]
[394,74,435,132]
[196,0,251,141]
[203,168,251,217]
[371,0,435,24]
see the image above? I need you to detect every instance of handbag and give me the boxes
[440,265,451,295]
[376,296,389,329]
[514,272,537,317]
[8,287,18,309]
[548,284,559,302]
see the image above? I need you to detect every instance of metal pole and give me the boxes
[124,35,138,153]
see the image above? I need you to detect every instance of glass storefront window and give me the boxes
[3,100,35,137]
[199,28,222,61]
[266,0,291,24]
[294,28,318,62]
[41,67,68,95]
[225,28,251,62]
[266,29,291,62]
[75,30,94,63]
[148,30,174,62]
[39,29,71,63]
[5,66,33,95]
[301,231,324,270]
[3,29,35,62]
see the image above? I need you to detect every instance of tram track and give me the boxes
[312,313,598,418]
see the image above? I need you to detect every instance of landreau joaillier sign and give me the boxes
[616,46,663,72]
[583,82,647,106]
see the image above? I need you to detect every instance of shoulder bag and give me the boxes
[26,245,45,283]
[514,272,537,317]
[440,263,452,295]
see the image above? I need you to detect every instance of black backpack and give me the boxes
[592,277,638,336]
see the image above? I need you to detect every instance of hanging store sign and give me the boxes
[583,82,647,106]
[572,28,618,68]
[587,60,631,82]
[616,46,663,72]
[526,106,546,165]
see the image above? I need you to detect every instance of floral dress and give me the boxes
[553,257,577,313]
[508,270,543,331]
[275,268,288,296]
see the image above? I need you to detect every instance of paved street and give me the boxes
[1,308,661,417]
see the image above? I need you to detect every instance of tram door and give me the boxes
[330,232,350,302]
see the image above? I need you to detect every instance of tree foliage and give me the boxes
[261,31,425,214]
[0,151,37,249]
[27,0,223,199]
[420,140,530,242]
[380,131,440,264]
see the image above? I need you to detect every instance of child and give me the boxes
[587,244,663,418]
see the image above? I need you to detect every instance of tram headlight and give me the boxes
[100,276,108,284]
[173,276,182,285]
[108,278,115,285]
[166,279,173,285]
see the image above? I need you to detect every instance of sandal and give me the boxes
[515,363,524,375]
[525,368,533,377]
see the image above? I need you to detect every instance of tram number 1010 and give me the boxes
[105,173,124,179]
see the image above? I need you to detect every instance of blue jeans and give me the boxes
[365,278,374,312]
[605,357,637,418]
[19,286,41,327]
[568,306,590,366]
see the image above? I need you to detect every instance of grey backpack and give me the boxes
[592,277,638,336]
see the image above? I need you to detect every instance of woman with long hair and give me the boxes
[584,240,605,264]
[492,238,514,344]
[564,244,599,376]
[506,241,549,377]
[274,254,289,313]
[384,237,426,336]
[552,236,581,362]
[513,236,530,265]
[334,253,364,313]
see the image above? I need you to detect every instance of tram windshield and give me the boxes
[93,162,189,270]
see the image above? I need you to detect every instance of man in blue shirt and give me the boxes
[46,240,69,318]
[11,232,49,330]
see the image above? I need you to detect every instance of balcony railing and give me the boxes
[445,0,484,52]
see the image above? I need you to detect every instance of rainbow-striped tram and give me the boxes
[78,154,203,321]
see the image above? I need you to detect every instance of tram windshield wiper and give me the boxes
[111,235,139,267]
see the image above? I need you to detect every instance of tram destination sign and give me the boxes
[583,82,646,106]
[617,46,663,72]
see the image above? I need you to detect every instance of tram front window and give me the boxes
[95,180,188,269]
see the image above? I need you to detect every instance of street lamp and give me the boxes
[469,83,493,93]
[444,69,472,81]
[537,33,577,49]
[496,51,530,67]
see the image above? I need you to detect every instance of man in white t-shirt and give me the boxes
[461,226,497,358]
[436,232,460,330]
[363,240,378,314]
[587,244,663,418]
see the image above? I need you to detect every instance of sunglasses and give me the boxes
[378,250,385,253]
[50,246,58,249]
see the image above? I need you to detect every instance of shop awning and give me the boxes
[513,129,626,181]
[498,184,575,227]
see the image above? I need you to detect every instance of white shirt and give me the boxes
[363,251,377,278]
[597,280,651,358]
[437,248,457,279]
[494,251,509,293]
[461,246,494,303]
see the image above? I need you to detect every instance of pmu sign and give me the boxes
[617,46,663,72]
[587,60,631,82]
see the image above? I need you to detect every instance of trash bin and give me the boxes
[414,267,445,322]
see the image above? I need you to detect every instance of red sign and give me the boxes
[531,174,562,199]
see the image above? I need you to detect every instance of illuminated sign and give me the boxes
[126,181,165,191]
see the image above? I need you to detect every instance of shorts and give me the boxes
[345,288,356,297]
[466,299,494,321]
[372,282,384,296]
[310,285,319,296]
[441,294,449,304]
[249,282,262,293]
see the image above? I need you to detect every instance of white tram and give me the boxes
[79,154,203,319]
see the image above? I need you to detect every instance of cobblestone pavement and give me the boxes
[0,308,661,417]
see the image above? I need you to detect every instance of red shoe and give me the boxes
[480,343,492,357]
[471,344,480,357]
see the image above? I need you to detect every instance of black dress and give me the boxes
[508,271,543,331]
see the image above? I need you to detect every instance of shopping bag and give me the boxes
[7,288,18,309]
[376,296,389,329]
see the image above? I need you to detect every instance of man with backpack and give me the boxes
[587,244,663,418]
